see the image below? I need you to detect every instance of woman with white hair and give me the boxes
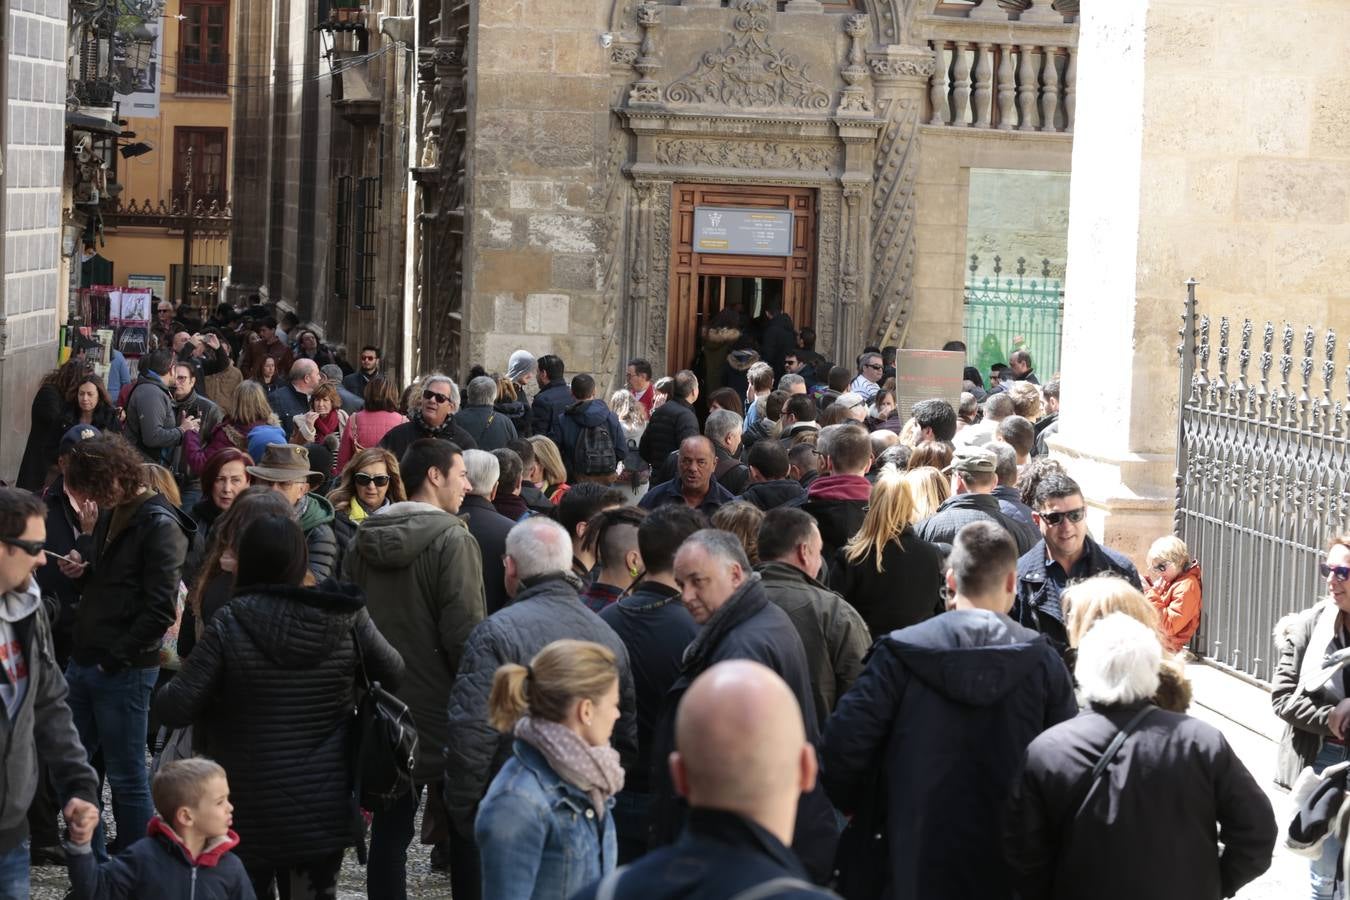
[1005,613,1276,900]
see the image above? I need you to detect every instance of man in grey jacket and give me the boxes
[445,516,637,900]
[124,348,196,463]
[755,507,871,733]
[0,488,99,896]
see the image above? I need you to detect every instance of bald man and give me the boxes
[638,436,736,515]
[578,661,835,900]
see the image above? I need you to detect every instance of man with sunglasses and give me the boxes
[379,373,479,460]
[849,351,884,402]
[1013,472,1142,650]
[0,488,101,898]
[343,345,383,397]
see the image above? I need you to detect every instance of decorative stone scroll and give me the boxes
[665,0,830,111]
[654,139,835,171]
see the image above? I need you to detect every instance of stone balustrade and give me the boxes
[928,41,1074,132]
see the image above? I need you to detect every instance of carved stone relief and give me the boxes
[867,96,921,344]
[654,139,835,170]
[665,0,830,110]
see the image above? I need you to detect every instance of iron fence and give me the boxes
[1175,280,1350,682]
[963,254,1063,380]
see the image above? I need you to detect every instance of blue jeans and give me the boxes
[65,663,159,861]
[1313,741,1349,900]
[0,840,29,900]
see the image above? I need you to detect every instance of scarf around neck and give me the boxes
[313,408,341,440]
[515,715,624,816]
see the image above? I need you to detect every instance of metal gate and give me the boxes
[963,254,1063,379]
[1175,281,1350,682]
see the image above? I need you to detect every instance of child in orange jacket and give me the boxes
[1144,535,1203,654]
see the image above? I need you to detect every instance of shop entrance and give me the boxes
[667,184,816,376]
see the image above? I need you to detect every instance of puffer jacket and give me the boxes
[71,491,194,671]
[740,477,804,511]
[1144,563,1203,653]
[639,399,699,476]
[344,501,486,782]
[444,573,638,839]
[153,580,404,866]
[1272,601,1338,789]
[456,403,520,452]
[558,399,627,481]
[756,561,871,731]
[297,492,339,581]
[821,609,1076,900]
[1006,702,1276,900]
[125,373,184,462]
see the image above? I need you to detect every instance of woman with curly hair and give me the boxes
[328,447,405,549]
[289,380,348,450]
[17,358,90,491]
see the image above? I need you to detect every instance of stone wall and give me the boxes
[464,0,614,380]
[2,0,68,480]
[965,168,1070,281]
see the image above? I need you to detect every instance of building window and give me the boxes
[178,0,229,94]
[333,175,379,309]
[172,127,228,209]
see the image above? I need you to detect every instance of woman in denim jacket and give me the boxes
[476,639,624,900]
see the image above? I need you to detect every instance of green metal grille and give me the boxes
[963,254,1063,380]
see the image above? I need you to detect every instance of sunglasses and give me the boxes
[864,363,883,371]
[2,537,45,557]
[423,389,451,404]
[1320,563,1350,583]
[1151,562,1169,573]
[1038,508,1086,527]
[354,473,391,488]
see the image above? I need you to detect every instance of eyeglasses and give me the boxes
[423,389,451,404]
[1038,507,1086,527]
[1321,563,1350,583]
[2,538,44,557]
[354,473,391,488]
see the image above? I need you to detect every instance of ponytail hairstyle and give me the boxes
[488,640,618,733]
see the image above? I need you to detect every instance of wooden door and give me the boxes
[668,184,816,374]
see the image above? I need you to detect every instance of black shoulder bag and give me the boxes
[348,624,419,864]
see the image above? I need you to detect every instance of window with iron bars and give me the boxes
[332,175,379,309]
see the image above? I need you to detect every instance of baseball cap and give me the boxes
[944,447,996,475]
[58,424,101,456]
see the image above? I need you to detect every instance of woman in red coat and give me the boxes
[1143,535,1202,654]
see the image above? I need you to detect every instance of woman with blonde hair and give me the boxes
[829,465,946,640]
[1062,575,1191,714]
[141,463,183,508]
[711,501,765,567]
[903,465,951,523]
[328,447,405,549]
[611,389,650,501]
[1143,535,1202,654]
[527,435,570,504]
[476,639,622,900]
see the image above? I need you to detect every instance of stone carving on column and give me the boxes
[815,189,842,366]
[596,124,633,382]
[638,182,674,367]
[665,0,829,110]
[837,14,874,116]
[867,96,922,347]
[629,2,662,106]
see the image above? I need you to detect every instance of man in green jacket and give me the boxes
[344,438,486,900]
[755,507,871,733]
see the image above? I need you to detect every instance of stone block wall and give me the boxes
[464,0,615,380]
[2,0,67,480]
[966,168,1070,281]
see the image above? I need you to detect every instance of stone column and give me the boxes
[227,0,273,303]
[865,46,934,350]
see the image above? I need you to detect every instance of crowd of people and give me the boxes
[0,298,1303,900]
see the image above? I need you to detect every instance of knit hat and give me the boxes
[507,350,537,382]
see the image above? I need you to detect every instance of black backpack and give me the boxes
[347,624,418,863]
[574,420,618,476]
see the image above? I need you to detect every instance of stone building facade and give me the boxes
[407,0,1078,384]
[2,0,71,479]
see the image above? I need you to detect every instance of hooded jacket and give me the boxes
[1144,563,1203,653]
[1006,702,1276,900]
[125,372,184,462]
[558,398,627,480]
[153,581,404,866]
[66,817,254,900]
[649,575,839,884]
[529,379,573,442]
[379,409,479,459]
[72,491,194,671]
[296,492,339,581]
[0,582,99,852]
[455,403,520,452]
[1272,601,1339,789]
[756,561,871,731]
[914,491,1037,556]
[796,473,870,561]
[344,501,486,782]
[821,609,1076,900]
[827,527,947,642]
[444,573,638,839]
